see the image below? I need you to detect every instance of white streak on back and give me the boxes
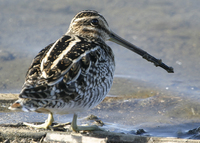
[50,36,81,70]
[60,46,100,78]
[40,39,60,72]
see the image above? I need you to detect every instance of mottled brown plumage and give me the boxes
[9,10,173,131]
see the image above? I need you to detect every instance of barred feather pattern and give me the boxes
[19,35,115,114]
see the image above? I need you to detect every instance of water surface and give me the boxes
[0,0,200,139]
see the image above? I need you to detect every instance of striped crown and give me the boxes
[66,10,110,41]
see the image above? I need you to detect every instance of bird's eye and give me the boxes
[90,19,99,26]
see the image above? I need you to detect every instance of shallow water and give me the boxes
[0,0,200,139]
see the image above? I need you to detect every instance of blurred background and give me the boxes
[0,0,200,139]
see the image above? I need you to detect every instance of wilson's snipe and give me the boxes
[9,10,173,132]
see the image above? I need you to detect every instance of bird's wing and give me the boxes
[19,35,101,100]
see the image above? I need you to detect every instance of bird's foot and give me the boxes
[71,114,104,132]
[23,112,54,130]
[23,121,52,130]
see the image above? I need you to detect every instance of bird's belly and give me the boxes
[46,63,115,114]
[49,76,114,114]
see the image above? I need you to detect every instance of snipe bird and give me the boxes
[9,10,173,132]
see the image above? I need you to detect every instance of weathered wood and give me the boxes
[44,132,107,143]
[0,125,46,140]
[0,124,200,143]
[44,131,200,143]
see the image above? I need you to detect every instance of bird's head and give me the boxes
[66,10,110,41]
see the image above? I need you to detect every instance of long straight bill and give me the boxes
[109,31,174,73]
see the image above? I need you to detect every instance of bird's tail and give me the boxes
[8,98,30,112]
[8,99,23,110]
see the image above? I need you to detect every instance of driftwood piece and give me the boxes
[0,125,199,143]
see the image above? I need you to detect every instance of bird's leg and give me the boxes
[71,113,103,132]
[23,112,54,129]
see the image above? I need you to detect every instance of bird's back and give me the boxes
[18,35,115,114]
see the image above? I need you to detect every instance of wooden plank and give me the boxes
[0,124,200,143]
[44,132,107,143]
[44,131,200,143]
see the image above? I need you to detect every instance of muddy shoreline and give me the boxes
[0,93,200,143]
[0,123,199,143]
[0,121,199,143]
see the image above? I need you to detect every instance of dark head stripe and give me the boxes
[73,10,109,26]
[75,10,99,18]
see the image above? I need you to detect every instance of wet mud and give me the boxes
[1,78,200,142]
